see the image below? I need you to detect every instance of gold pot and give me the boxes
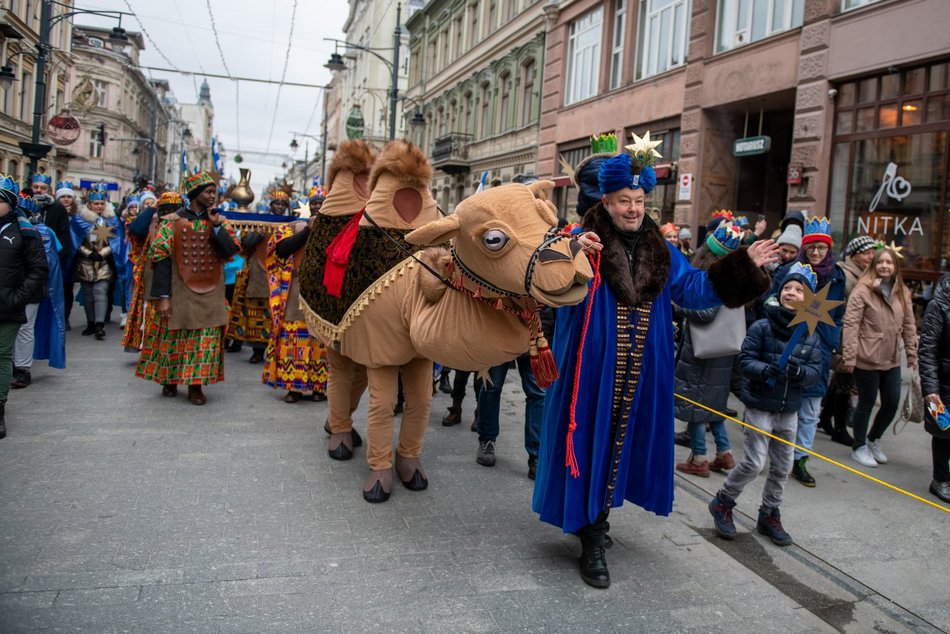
[230,168,255,210]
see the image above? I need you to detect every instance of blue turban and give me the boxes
[597,153,657,195]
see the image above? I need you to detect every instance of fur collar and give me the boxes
[582,203,670,308]
[78,204,115,223]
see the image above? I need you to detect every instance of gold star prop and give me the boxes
[558,154,578,188]
[787,284,845,336]
[887,241,904,259]
[625,131,663,162]
[90,224,115,245]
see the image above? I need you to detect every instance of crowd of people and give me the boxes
[0,129,947,591]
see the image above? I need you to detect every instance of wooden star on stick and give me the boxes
[90,224,115,245]
[787,284,845,336]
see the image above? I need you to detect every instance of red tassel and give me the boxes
[495,297,504,310]
[531,335,559,388]
[565,251,601,479]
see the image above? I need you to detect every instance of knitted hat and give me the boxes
[846,235,875,257]
[597,131,662,195]
[271,190,290,201]
[801,217,832,248]
[182,171,215,197]
[705,209,733,234]
[87,184,109,202]
[0,174,19,208]
[776,224,802,249]
[31,173,52,186]
[678,227,692,240]
[55,180,76,199]
[705,221,742,257]
[139,190,157,204]
[780,209,806,232]
[781,262,818,292]
[126,195,141,206]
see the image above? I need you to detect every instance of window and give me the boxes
[20,72,32,121]
[89,131,103,159]
[8,161,19,182]
[469,4,479,48]
[842,0,882,10]
[94,80,107,108]
[478,83,491,138]
[463,92,474,133]
[716,0,804,53]
[637,0,689,79]
[453,17,463,58]
[610,0,627,89]
[565,7,603,105]
[507,0,518,19]
[498,73,512,131]
[488,0,498,33]
[521,60,536,125]
[449,99,458,132]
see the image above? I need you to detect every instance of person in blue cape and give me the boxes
[14,195,65,375]
[531,132,780,589]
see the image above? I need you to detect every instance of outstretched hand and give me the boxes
[577,231,603,252]
[747,239,780,269]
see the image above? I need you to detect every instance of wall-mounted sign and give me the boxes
[733,135,771,157]
[677,173,692,201]
[787,163,803,185]
[79,180,119,191]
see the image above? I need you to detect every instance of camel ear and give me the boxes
[528,180,558,226]
[406,214,461,246]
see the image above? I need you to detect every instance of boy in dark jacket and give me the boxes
[709,262,822,546]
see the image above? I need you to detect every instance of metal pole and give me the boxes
[388,3,401,141]
[303,141,309,189]
[320,90,328,183]
[148,93,158,182]
[27,0,52,177]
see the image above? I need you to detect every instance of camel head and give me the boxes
[320,139,376,217]
[406,181,593,308]
[361,139,440,230]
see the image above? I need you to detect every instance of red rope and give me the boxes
[565,250,601,479]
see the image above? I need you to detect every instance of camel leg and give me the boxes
[394,357,433,491]
[326,348,366,460]
[362,364,399,503]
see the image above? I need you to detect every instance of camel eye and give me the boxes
[482,229,509,252]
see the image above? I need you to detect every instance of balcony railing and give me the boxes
[431,132,472,174]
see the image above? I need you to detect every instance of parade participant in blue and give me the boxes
[118,194,141,328]
[54,181,78,325]
[30,173,72,271]
[769,216,846,487]
[69,184,123,340]
[13,195,65,382]
[532,132,780,589]
[0,175,49,439]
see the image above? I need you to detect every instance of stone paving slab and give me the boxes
[0,321,942,632]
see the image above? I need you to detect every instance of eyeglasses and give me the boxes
[805,244,829,253]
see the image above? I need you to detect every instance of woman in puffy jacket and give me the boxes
[919,273,950,503]
[841,246,917,468]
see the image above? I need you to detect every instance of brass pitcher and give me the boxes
[230,168,255,210]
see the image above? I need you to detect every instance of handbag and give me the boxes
[894,370,924,434]
[690,306,746,360]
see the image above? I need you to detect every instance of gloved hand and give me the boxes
[786,359,803,381]
[763,363,784,380]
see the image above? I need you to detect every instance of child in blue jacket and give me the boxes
[709,262,823,546]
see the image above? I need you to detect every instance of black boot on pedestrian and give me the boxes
[81,321,96,336]
[10,368,31,389]
[791,456,816,487]
[757,506,793,546]
[527,455,538,480]
[476,439,496,467]
[438,372,452,394]
[830,428,854,446]
[674,430,691,448]
[94,322,106,340]
[442,406,462,426]
[578,516,610,588]
[0,400,6,439]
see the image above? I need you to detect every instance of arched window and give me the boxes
[449,99,458,132]
[498,72,512,132]
[521,60,536,126]
[477,82,491,139]
[463,92,474,134]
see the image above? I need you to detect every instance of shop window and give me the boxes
[856,77,876,104]
[637,0,689,79]
[565,7,603,105]
[929,62,948,92]
[878,103,898,129]
[927,94,950,123]
[880,73,900,100]
[901,101,923,127]
[904,67,926,95]
[715,0,804,53]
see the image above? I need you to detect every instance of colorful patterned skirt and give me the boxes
[228,296,270,344]
[262,320,328,394]
[121,260,148,351]
[135,315,226,385]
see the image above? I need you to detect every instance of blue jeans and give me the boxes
[794,396,822,460]
[476,355,545,458]
[688,418,730,456]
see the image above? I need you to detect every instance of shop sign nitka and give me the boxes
[732,135,771,157]
[858,162,923,236]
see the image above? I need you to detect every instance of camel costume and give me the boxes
[303,147,593,502]
[297,139,376,455]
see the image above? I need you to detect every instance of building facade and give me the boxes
[406,0,546,212]
[0,0,74,184]
[539,0,950,279]
[68,25,173,197]
[179,79,215,182]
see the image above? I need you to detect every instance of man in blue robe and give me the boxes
[532,133,780,588]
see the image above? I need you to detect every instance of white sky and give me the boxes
[73,0,349,195]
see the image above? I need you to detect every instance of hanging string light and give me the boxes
[121,0,180,71]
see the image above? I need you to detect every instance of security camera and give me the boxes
[828,88,838,98]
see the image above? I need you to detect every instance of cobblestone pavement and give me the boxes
[0,320,945,632]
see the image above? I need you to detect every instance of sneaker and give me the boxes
[675,454,710,477]
[851,445,878,468]
[757,507,792,546]
[527,456,538,480]
[930,479,950,503]
[791,457,816,487]
[708,495,736,540]
[709,452,735,472]
[476,439,496,467]
[867,439,887,464]
[119,313,128,328]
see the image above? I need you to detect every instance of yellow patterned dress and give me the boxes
[227,246,271,346]
[262,225,328,395]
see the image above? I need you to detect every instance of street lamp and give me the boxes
[289,138,299,152]
[322,2,402,141]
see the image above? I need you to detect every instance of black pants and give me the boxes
[851,367,902,449]
[450,370,482,405]
[819,371,854,431]
[933,437,950,483]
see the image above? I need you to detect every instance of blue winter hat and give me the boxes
[705,221,742,257]
[782,262,818,292]
[0,173,19,207]
[56,180,76,199]
[126,195,141,206]
[31,173,52,186]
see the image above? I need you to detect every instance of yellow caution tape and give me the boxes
[674,393,950,514]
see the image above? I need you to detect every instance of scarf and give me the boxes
[801,250,836,285]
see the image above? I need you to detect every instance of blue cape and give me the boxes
[33,224,66,369]
[532,243,724,533]
[68,211,126,279]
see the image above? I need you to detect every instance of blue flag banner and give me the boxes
[79,180,119,191]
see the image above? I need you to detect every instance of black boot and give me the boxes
[94,322,106,340]
[442,404,462,426]
[578,513,610,588]
[438,371,452,394]
[81,321,96,336]
[0,400,5,439]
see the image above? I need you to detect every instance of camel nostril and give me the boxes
[538,247,572,263]
[569,239,583,257]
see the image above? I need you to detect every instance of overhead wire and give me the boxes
[263,0,300,154]
[120,0,180,71]
[205,0,233,78]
